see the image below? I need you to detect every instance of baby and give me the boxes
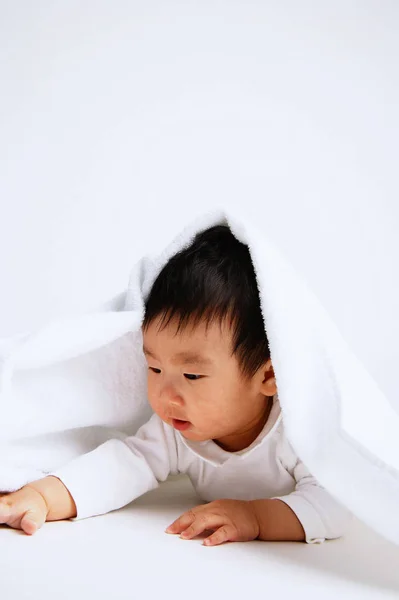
[0,225,351,545]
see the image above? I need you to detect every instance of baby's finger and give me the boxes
[180,513,224,540]
[165,508,199,534]
[20,508,46,536]
[203,525,235,547]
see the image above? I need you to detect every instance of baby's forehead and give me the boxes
[142,317,234,360]
[144,316,233,341]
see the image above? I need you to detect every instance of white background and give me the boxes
[1,4,399,598]
[1,0,398,416]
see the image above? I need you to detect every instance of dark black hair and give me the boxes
[143,224,270,378]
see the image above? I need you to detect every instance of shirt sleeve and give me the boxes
[273,436,353,544]
[48,413,179,520]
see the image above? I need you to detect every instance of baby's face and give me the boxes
[142,316,272,450]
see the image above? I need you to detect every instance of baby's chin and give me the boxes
[160,414,217,442]
[177,425,213,442]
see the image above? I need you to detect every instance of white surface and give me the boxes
[1,475,399,600]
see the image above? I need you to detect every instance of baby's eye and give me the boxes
[149,367,161,374]
[184,373,203,381]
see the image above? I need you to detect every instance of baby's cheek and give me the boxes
[195,409,223,433]
[148,399,167,424]
[146,382,160,410]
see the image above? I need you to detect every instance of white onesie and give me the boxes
[51,395,352,543]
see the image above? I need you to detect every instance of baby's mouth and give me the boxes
[171,418,191,431]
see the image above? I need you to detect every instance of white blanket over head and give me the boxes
[1,209,398,545]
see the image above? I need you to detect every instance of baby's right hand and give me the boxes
[0,485,49,535]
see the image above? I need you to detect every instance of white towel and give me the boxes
[1,208,398,545]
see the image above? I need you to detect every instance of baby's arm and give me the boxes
[48,413,178,520]
[250,496,307,542]
[0,413,178,534]
[258,438,353,543]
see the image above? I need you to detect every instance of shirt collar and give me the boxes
[177,394,282,466]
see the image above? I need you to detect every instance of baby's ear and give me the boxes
[259,360,277,396]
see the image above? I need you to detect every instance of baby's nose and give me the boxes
[160,382,184,405]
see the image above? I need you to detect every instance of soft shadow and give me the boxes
[262,519,399,594]
[0,523,28,536]
[128,476,399,594]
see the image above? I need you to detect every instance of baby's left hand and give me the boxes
[165,499,260,547]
